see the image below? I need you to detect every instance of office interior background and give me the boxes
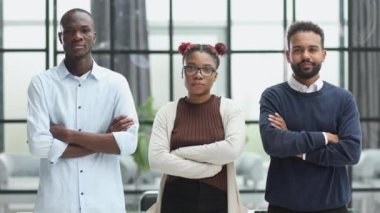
[0,0,379,212]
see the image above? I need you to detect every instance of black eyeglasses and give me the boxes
[182,65,216,77]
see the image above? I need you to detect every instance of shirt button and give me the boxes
[78,129,82,131]
[80,170,83,173]
[79,84,81,87]
[78,106,81,109]
[81,192,84,195]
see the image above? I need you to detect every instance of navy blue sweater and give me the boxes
[259,82,361,211]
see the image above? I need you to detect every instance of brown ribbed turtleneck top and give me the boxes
[167,95,227,191]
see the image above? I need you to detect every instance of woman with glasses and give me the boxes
[148,42,247,213]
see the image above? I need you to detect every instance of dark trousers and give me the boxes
[161,178,227,213]
[268,204,348,213]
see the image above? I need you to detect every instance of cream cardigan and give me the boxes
[148,97,248,213]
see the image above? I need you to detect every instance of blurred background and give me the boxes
[0,0,379,212]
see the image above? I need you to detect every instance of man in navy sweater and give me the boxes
[259,21,362,213]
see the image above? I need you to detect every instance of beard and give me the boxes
[291,60,322,79]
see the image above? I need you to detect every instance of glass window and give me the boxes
[231,53,284,120]
[231,25,284,50]
[295,0,347,48]
[4,123,28,154]
[3,25,46,49]
[172,0,226,23]
[3,0,46,49]
[3,0,45,21]
[56,0,91,19]
[231,0,284,50]
[3,53,45,119]
[150,54,170,109]
[146,0,169,50]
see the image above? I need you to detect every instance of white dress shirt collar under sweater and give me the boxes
[287,74,323,93]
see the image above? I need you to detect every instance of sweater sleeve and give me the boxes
[171,98,245,165]
[259,87,326,158]
[304,93,362,167]
[148,104,222,179]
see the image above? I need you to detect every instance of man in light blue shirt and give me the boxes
[27,8,139,213]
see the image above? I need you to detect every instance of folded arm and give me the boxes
[54,115,134,158]
[57,77,140,156]
[269,113,339,159]
[259,90,326,158]
[61,144,95,158]
[304,95,362,166]
[264,91,361,167]
[171,101,245,165]
[148,106,222,179]
[51,125,123,154]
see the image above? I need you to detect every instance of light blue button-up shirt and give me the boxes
[27,60,139,213]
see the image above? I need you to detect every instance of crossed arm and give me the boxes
[148,108,223,179]
[51,115,134,158]
[171,103,245,165]
[265,109,361,167]
[268,113,339,159]
[149,100,245,179]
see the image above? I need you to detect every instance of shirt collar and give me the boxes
[57,59,104,80]
[287,75,324,93]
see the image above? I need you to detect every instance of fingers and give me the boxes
[110,115,127,126]
[274,112,283,119]
[109,116,134,132]
[270,123,281,129]
[268,113,287,130]
[327,132,340,144]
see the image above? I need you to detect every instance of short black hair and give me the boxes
[60,8,93,27]
[287,21,324,49]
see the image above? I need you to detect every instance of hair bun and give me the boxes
[215,43,227,56]
[178,42,192,56]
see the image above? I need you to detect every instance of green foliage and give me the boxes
[133,96,156,171]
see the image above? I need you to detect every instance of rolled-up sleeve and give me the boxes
[27,76,67,163]
[48,139,68,163]
[112,76,139,156]
[112,124,138,155]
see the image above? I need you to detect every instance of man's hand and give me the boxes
[107,115,134,133]
[268,113,288,130]
[326,132,339,144]
[50,125,72,143]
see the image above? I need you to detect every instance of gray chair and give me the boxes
[353,149,380,184]
[139,190,158,212]
[235,152,264,188]
[0,153,40,187]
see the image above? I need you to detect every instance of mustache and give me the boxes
[298,60,315,66]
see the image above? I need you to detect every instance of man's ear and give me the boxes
[322,49,327,62]
[58,32,63,44]
[285,50,291,62]
[92,32,97,44]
